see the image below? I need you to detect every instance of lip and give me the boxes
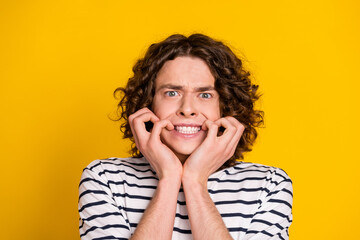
[173,123,202,127]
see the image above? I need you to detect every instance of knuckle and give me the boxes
[205,119,213,126]
[230,126,237,132]
[158,119,166,124]
[210,124,218,130]
[156,119,170,128]
[226,116,235,121]
[133,117,142,125]
[162,119,170,124]
[152,121,161,129]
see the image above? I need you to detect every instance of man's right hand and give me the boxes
[128,108,182,240]
[128,108,183,180]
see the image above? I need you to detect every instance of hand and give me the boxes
[182,116,245,186]
[129,108,183,180]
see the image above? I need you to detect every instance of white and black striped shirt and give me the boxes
[79,157,293,240]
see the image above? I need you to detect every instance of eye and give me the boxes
[199,93,212,99]
[165,91,179,97]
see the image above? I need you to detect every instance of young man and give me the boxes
[78,34,293,240]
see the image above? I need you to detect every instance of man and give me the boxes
[78,34,293,240]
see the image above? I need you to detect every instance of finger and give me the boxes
[129,108,159,134]
[129,108,158,135]
[131,112,159,129]
[132,112,160,146]
[150,119,174,141]
[224,117,245,136]
[202,120,219,140]
[225,117,245,137]
[213,118,241,159]
[214,118,237,141]
[201,119,220,131]
[128,107,157,123]
[223,117,245,158]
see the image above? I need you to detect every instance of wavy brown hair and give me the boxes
[114,33,264,168]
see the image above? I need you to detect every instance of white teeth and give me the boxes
[175,126,201,134]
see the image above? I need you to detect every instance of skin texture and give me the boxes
[129,57,245,240]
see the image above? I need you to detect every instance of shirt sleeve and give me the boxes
[243,168,293,240]
[78,164,132,240]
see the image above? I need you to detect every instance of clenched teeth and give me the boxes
[175,126,201,134]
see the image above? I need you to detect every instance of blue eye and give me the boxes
[199,93,212,99]
[165,91,179,97]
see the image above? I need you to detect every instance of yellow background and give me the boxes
[1,0,359,239]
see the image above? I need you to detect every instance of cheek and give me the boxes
[152,96,163,117]
[152,100,175,119]
[203,103,221,120]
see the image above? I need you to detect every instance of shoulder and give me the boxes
[80,157,156,183]
[232,162,293,205]
[225,161,292,183]
[83,157,151,173]
[210,161,293,196]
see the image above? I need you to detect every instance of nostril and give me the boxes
[179,111,196,117]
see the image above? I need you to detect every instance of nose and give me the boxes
[177,94,198,118]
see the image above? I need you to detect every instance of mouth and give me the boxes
[174,125,202,134]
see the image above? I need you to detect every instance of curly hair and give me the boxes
[114,33,264,168]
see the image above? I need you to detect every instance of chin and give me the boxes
[173,147,196,157]
[171,144,199,159]
[160,131,204,161]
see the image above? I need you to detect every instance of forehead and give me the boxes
[155,56,215,89]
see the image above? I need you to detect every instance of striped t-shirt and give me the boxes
[78,157,293,240]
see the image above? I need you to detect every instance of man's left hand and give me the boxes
[182,116,245,187]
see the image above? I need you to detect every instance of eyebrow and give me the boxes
[156,84,216,92]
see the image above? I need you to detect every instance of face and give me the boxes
[152,56,221,163]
